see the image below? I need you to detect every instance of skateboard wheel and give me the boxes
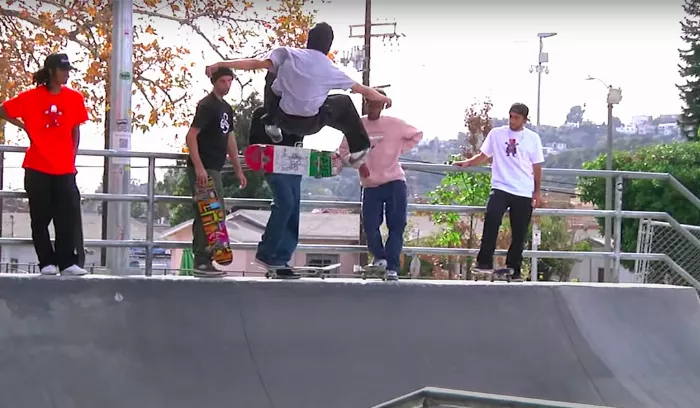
[321,274,326,280]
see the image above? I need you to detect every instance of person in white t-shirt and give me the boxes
[453,103,544,282]
[205,22,391,167]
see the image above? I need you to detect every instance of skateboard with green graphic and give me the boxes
[244,144,344,178]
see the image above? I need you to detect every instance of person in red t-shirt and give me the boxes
[0,53,89,276]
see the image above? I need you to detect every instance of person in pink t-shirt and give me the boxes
[338,89,423,280]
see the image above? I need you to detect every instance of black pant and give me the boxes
[262,72,371,153]
[24,169,83,270]
[476,189,533,274]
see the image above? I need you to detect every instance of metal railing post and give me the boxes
[613,176,623,283]
[145,157,156,277]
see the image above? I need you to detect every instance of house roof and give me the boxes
[1,212,171,240]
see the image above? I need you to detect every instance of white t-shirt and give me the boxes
[480,125,545,198]
[268,47,357,117]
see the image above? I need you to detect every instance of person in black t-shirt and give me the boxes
[185,67,247,275]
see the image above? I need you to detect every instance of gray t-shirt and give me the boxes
[268,47,357,117]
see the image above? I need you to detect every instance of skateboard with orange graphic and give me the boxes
[194,176,233,266]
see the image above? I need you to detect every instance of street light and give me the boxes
[585,75,623,283]
[529,31,556,282]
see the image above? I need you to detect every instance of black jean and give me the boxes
[262,72,370,153]
[24,169,83,270]
[476,189,533,274]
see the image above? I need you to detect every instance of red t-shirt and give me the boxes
[2,86,89,175]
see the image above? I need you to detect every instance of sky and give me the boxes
[0,0,688,192]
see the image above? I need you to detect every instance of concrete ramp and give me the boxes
[0,276,698,408]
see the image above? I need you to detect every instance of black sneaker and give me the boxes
[193,263,226,278]
[506,269,524,282]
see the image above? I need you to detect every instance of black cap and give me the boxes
[44,53,76,71]
[509,103,529,120]
[210,66,234,84]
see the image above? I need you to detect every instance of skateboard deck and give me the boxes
[194,176,233,266]
[244,144,344,178]
[253,262,342,279]
[356,264,392,281]
[192,269,227,278]
[471,267,514,282]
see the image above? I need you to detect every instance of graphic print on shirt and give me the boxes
[219,112,230,134]
[368,134,384,146]
[505,137,518,157]
[44,104,63,129]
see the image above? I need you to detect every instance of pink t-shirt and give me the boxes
[339,115,423,188]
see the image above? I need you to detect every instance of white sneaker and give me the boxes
[61,265,87,276]
[264,125,283,143]
[347,148,371,168]
[366,259,387,269]
[40,265,59,275]
[386,270,399,281]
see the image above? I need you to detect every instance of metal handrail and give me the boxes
[0,145,699,281]
[371,386,614,408]
[0,144,685,180]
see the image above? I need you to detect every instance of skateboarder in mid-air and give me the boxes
[185,66,247,276]
[339,89,423,281]
[453,103,544,282]
[205,22,392,168]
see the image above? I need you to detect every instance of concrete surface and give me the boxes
[0,276,698,408]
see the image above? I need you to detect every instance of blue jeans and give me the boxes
[256,173,302,265]
[362,180,408,271]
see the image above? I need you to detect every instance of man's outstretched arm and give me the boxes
[350,83,392,108]
[206,58,273,76]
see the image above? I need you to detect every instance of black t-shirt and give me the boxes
[187,93,234,171]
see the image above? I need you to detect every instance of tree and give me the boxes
[577,142,700,268]
[167,92,272,226]
[425,99,494,278]
[565,105,585,126]
[0,0,321,140]
[678,0,700,140]
[525,215,592,282]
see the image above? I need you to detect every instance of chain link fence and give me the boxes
[635,219,700,286]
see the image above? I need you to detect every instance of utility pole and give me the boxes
[340,0,404,268]
[585,76,622,282]
[105,0,134,275]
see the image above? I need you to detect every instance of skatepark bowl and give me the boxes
[0,274,698,408]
